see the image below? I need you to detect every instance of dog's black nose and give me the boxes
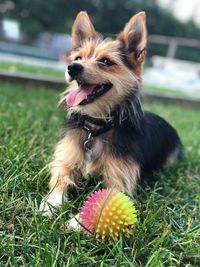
[68,63,83,78]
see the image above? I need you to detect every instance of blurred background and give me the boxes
[0,0,200,98]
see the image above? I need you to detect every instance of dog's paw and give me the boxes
[67,213,81,230]
[39,191,67,217]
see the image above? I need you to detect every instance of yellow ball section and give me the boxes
[95,192,137,241]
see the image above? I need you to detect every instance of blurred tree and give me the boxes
[3,0,200,38]
[2,0,200,61]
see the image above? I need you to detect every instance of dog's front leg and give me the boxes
[40,133,83,216]
[103,155,140,196]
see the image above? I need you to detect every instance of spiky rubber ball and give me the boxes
[80,189,137,241]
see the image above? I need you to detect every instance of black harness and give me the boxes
[69,112,116,137]
[68,112,116,160]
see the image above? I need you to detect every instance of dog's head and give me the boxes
[65,11,147,117]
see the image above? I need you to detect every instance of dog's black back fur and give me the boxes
[112,94,184,175]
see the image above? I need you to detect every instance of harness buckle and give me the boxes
[84,132,93,151]
[84,132,93,161]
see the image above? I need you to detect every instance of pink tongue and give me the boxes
[66,85,95,107]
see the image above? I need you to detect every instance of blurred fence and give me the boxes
[0,41,59,60]
[148,35,200,63]
[149,35,200,59]
[1,35,200,62]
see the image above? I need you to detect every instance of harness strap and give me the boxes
[70,113,115,137]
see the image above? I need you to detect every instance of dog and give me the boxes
[40,11,184,219]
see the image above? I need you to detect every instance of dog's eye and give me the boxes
[99,58,114,66]
[74,56,82,61]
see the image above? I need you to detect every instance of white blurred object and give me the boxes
[2,19,20,40]
[144,56,200,94]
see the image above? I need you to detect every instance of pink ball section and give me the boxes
[80,189,114,235]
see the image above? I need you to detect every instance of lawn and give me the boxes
[0,60,64,78]
[0,83,199,266]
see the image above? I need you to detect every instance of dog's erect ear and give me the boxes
[72,11,98,48]
[119,12,147,62]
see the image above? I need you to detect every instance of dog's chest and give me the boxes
[84,137,105,161]
[81,136,107,176]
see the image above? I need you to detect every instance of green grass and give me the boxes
[0,83,200,266]
[0,60,64,78]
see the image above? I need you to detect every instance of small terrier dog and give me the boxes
[40,11,183,217]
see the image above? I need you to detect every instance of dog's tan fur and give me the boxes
[40,11,147,215]
[49,130,83,192]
